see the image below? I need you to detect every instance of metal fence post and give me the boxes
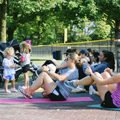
[115,41,120,72]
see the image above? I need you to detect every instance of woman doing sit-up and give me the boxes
[65,67,120,108]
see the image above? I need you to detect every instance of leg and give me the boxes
[27,72,57,95]
[4,80,9,92]
[101,72,117,92]
[93,72,115,101]
[11,79,16,89]
[11,79,18,92]
[65,76,94,91]
[24,71,29,88]
[74,76,94,86]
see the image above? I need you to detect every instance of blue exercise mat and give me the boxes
[88,104,120,111]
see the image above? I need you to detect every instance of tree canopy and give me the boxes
[0,0,120,44]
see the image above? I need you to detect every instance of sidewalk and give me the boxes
[0,86,119,120]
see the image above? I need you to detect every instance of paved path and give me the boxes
[0,87,119,120]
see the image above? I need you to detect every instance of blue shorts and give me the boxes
[3,75,15,81]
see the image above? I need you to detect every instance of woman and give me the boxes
[65,68,120,108]
[83,50,115,74]
[71,50,115,93]
[19,53,79,101]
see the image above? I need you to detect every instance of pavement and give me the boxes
[0,83,119,120]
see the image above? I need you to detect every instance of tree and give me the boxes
[95,0,120,39]
[7,0,42,41]
[7,0,64,41]
[90,20,111,40]
[0,0,7,42]
[1,0,119,44]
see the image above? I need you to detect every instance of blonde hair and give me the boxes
[4,47,15,57]
[20,41,30,53]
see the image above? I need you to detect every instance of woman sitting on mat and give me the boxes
[83,50,115,75]
[71,50,115,93]
[19,53,79,101]
[65,66,120,108]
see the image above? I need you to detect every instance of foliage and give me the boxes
[95,0,120,38]
[90,20,111,40]
[1,0,120,44]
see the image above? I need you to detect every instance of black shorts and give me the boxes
[48,86,66,101]
[101,91,117,108]
[22,64,30,73]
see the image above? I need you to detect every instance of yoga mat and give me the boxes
[0,97,93,104]
[88,104,120,111]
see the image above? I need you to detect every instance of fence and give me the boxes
[32,39,120,71]
[115,41,120,72]
[31,39,115,61]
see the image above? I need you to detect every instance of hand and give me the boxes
[42,66,49,72]
[15,64,19,68]
[10,64,16,68]
[85,66,93,75]
[105,68,113,75]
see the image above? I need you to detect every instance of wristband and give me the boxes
[89,74,92,77]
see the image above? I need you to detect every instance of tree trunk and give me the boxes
[0,4,2,39]
[7,27,16,41]
[0,0,7,43]
[115,20,120,39]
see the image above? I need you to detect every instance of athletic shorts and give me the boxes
[22,64,30,73]
[48,86,66,101]
[3,74,15,81]
[101,91,117,108]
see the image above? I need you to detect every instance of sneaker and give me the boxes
[71,86,86,93]
[21,86,27,89]
[5,89,11,94]
[89,85,98,95]
[64,80,77,91]
[18,86,32,99]
[11,88,18,93]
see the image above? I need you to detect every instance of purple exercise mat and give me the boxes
[0,97,93,104]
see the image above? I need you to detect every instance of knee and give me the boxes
[102,71,111,78]
[40,72,48,77]
[94,72,100,76]
[103,71,109,75]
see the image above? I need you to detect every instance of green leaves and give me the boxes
[90,21,111,39]
[95,0,120,20]
[68,1,79,9]
[0,0,3,4]
[2,0,119,43]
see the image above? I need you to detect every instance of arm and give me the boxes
[85,66,120,85]
[42,66,69,81]
[91,72,120,85]
[56,61,68,69]
[47,71,68,81]
[91,63,108,73]
[104,68,116,76]
[10,59,16,68]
